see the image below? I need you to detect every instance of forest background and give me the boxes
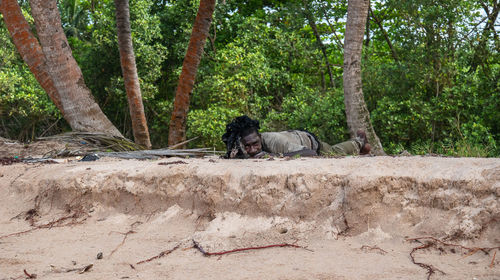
[0,0,499,157]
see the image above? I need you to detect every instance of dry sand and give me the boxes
[0,143,499,279]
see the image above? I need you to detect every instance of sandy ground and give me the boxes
[0,140,499,279]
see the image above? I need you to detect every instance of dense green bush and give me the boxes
[0,0,498,157]
[0,14,63,141]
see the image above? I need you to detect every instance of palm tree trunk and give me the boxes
[114,0,151,148]
[0,0,62,113]
[343,0,385,155]
[29,0,122,137]
[168,0,216,147]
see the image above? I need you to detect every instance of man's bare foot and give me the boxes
[356,130,371,155]
[360,143,371,155]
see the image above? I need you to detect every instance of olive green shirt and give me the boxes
[261,131,319,154]
[261,130,362,156]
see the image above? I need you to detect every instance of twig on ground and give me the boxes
[23,269,37,279]
[406,236,500,279]
[0,211,88,240]
[192,239,309,257]
[109,222,142,257]
[136,243,181,264]
[406,236,500,254]
[167,136,199,149]
[490,250,497,269]
[78,264,93,274]
[50,263,93,274]
[158,160,188,166]
[109,230,136,256]
[459,248,481,259]
[409,242,445,280]
[360,245,387,255]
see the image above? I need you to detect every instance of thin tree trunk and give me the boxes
[323,10,344,49]
[30,0,122,137]
[343,0,384,155]
[369,7,399,62]
[168,0,216,146]
[114,0,151,148]
[304,3,334,87]
[471,0,500,71]
[0,0,62,113]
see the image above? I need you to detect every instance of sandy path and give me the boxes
[0,156,499,279]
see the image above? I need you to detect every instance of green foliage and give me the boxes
[364,0,499,157]
[59,0,92,39]
[187,106,240,149]
[264,89,347,145]
[0,14,63,141]
[187,13,336,148]
[73,0,168,144]
[0,0,498,157]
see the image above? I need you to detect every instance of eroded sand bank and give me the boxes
[0,156,499,279]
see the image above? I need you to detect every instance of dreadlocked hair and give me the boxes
[221,115,260,158]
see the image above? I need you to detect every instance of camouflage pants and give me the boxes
[319,139,362,156]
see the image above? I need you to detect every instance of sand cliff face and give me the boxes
[2,156,498,240]
[1,156,499,279]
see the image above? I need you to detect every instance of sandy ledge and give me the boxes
[0,156,499,279]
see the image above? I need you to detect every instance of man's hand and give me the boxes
[253,151,271,158]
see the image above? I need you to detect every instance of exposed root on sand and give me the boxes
[360,245,387,255]
[406,236,500,279]
[0,209,88,240]
[409,242,446,280]
[136,243,182,264]
[192,239,311,257]
[109,221,142,257]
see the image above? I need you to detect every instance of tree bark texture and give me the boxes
[343,0,385,155]
[0,0,62,112]
[168,0,216,146]
[114,0,151,148]
[29,0,122,137]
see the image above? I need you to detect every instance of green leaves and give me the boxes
[0,0,498,155]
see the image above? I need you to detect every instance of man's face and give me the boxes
[241,132,262,157]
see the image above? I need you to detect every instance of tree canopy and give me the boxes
[1,0,499,157]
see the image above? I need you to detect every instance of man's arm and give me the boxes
[254,148,317,158]
[283,148,317,157]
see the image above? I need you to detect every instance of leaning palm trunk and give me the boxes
[0,0,63,113]
[343,0,385,155]
[114,0,151,148]
[168,0,216,147]
[29,0,122,138]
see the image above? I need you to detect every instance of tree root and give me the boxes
[407,236,500,254]
[490,250,497,268]
[409,242,446,280]
[136,243,181,264]
[109,221,142,257]
[360,245,387,255]
[406,236,500,280]
[0,210,88,240]
[192,239,310,257]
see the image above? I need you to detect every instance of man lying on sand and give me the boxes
[222,115,371,159]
